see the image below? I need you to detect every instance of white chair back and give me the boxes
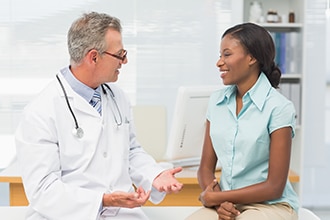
[298,207,321,220]
[0,206,27,219]
[132,105,167,161]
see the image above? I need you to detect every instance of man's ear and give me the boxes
[88,49,98,63]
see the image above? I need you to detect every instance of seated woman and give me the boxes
[186,23,299,220]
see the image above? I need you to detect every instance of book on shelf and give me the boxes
[277,82,301,126]
[270,32,302,76]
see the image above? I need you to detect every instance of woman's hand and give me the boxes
[216,201,240,220]
[199,179,219,207]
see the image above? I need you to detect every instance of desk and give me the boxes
[146,168,299,206]
[0,162,299,207]
[0,161,28,206]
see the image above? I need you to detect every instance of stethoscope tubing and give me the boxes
[56,74,123,139]
[102,83,123,126]
[56,74,80,130]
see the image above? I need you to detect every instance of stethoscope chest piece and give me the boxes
[72,127,84,139]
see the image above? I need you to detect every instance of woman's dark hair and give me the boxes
[222,22,281,88]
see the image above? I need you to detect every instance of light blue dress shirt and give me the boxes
[206,73,299,211]
[60,66,101,103]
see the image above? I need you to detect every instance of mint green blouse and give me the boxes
[206,73,299,211]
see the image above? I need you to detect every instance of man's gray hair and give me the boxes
[67,12,122,64]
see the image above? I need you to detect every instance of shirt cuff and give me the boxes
[100,206,121,217]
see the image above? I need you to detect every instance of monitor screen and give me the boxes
[164,85,223,167]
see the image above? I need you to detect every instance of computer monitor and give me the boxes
[164,85,223,167]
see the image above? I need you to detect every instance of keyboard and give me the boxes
[167,157,201,168]
[167,157,222,171]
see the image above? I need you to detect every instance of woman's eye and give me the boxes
[219,53,230,58]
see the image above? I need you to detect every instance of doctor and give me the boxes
[15,12,183,220]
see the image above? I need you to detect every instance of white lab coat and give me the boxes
[15,73,166,220]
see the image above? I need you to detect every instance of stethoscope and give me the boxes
[56,74,122,139]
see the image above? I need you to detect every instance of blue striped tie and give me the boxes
[90,90,102,115]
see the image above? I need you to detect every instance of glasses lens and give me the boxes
[103,50,127,61]
[121,50,127,60]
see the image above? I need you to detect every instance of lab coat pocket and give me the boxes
[113,123,130,161]
[58,123,102,170]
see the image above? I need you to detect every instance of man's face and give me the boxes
[96,29,128,84]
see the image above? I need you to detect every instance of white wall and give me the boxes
[327,2,330,83]
[301,0,329,208]
[0,0,234,133]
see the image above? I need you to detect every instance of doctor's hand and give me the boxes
[102,186,151,208]
[152,167,183,194]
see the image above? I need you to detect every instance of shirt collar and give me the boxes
[216,73,272,111]
[247,72,272,111]
[60,66,101,103]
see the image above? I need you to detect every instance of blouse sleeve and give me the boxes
[269,101,296,138]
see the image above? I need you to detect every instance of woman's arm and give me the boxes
[200,126,292,207]
[197,120,219,191]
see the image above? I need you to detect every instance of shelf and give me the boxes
[281,74,302,79]
[256,22,303,31]
[280,74,301,83]
[259,23,302,28]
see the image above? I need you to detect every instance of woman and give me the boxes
[186,23,299,220]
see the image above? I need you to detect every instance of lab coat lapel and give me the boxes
[55,73,99,117]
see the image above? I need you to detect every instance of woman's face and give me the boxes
[216,34,255,86]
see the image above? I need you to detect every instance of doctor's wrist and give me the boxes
[102,192,115,207]
[101,193,121,217]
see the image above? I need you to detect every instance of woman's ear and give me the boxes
[248,55,257,66]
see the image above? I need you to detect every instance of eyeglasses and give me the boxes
[103,49,127,62]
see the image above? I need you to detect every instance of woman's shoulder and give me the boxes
[209,85,233,103]
[266,88,296,114]
[268,87,293,105]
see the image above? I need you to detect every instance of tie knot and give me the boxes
[92,90,101,101]
[90,90,102,114]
